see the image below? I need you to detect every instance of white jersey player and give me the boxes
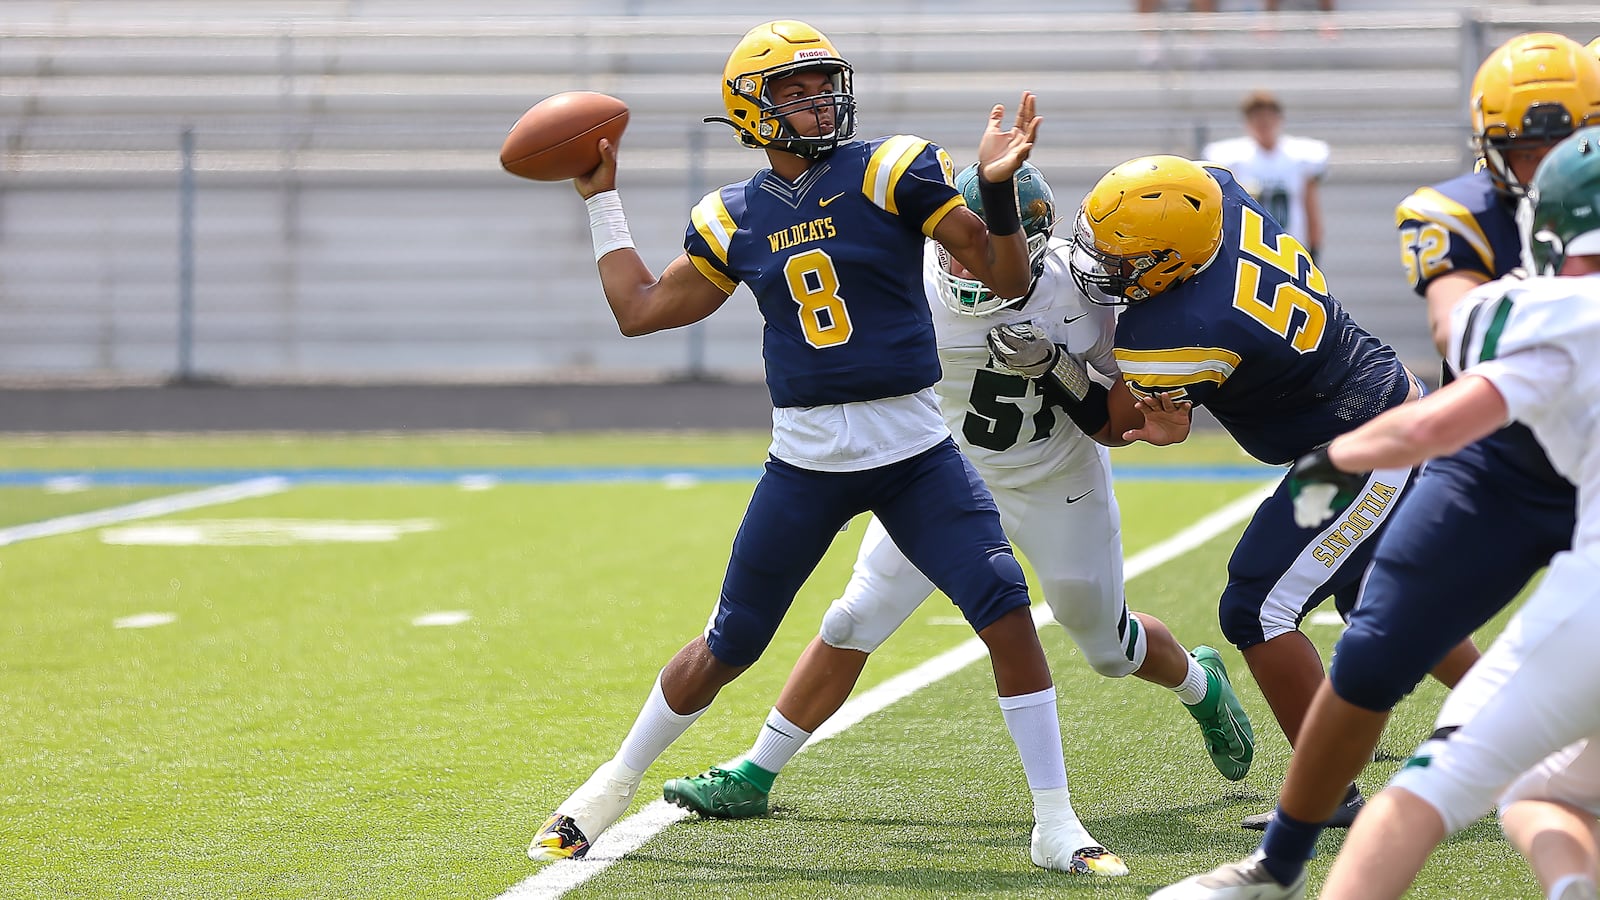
[663,163,1256,878]
[1287,127,1600,900]
[1204,91,1329,256]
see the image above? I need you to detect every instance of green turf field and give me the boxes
[0,433,1535,899]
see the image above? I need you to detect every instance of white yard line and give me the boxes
[0,478,290,546]
[499,478,1277,900]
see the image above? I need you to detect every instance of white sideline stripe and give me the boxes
[498,479,1277,900]
[0,478,291,547]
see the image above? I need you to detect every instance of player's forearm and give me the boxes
[974,172,1032,298]
[595,251,668,336]
[980,230,1032,299]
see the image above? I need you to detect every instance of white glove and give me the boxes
[986,322,1093,401]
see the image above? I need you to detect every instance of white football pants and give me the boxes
[1390,549,1600,833]
[819,443,1144,677]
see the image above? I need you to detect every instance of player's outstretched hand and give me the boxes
[1287,446,1369,529]
[574,137,620,200]
[1123,391,1192,447]
[977,91,1040,184]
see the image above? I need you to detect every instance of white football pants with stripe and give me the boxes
[820,443,1146,677]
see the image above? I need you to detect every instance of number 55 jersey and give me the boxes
[1113,166,1413,465]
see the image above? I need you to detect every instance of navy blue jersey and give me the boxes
[683,136,963,408]
[1115,167,1410,466]
[1395,169,1521,297]
[1395,169,1569,489]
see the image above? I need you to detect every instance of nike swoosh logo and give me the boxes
[764,722,799,740]
[1063,314,1087,325]
[1066,490,1094,504]
[818,191,847,207]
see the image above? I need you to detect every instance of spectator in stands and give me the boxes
[1203,91,1329,260]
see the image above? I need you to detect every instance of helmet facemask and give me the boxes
[936,161,1057,316]
[935,230,1052,316]
[1070,218,1169,305]
[730,62,857,158]
[1478,102,1581,197]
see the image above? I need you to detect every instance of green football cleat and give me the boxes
[1186,646,1256,782]
[663,766,770,819]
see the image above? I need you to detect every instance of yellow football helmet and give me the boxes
[705,20,856,158]
[1471,32,1600,196]
[1590,36,1600,59]
[1070,155,1223,304]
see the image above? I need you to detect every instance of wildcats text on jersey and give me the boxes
[1311,480,1399,567]
[768,217,837,252]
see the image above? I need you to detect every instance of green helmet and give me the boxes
[1528,125,1600,274]
[935,162,1057,316]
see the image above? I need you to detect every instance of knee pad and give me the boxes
[1077,618,1143,678]
[820,599,890,653]
[1049,581,1142,678]
[945,549,1031,635]
[1328,615,1432,713]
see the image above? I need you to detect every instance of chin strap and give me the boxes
[702,116,759,149]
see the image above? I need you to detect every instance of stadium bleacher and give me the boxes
[2,1,1597,379]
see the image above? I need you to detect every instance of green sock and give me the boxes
[733,758,777,793]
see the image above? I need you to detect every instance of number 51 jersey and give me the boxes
[1114,166,1411,465]
[927,237,1119,489]
[684,136,965,409]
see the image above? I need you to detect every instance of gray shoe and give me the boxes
[1242,783,1363,830]
[1148,856,1306,899]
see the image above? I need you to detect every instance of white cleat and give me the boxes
[528,759,641,861]
[1030,823,1129,876]
[1149,855,1306,899]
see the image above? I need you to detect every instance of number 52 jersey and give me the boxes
[1113,166,1412,465]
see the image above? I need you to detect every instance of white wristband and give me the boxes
[585,190,635,261]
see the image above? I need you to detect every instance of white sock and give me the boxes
[745,708,812,774]
[1550,874,1598,900]
[1174,653,1209,706]
[1031,785,1084,830]
[998,686,1068,792]
[616,673,707,774]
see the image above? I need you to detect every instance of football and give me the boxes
[500,92,629,181]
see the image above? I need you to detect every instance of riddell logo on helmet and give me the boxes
[793,49,832,60]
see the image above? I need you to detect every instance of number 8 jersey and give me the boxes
[1113,166,1412,465]
[684,135,962,409]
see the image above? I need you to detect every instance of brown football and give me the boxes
[500,92,629,182]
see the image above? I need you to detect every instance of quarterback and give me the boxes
[661,163,1254,877]
[528,20,1074,865]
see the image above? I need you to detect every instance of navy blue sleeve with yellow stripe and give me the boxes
[1394,170,1521,297]
[683,184,744,296]
[861,135,963,238]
